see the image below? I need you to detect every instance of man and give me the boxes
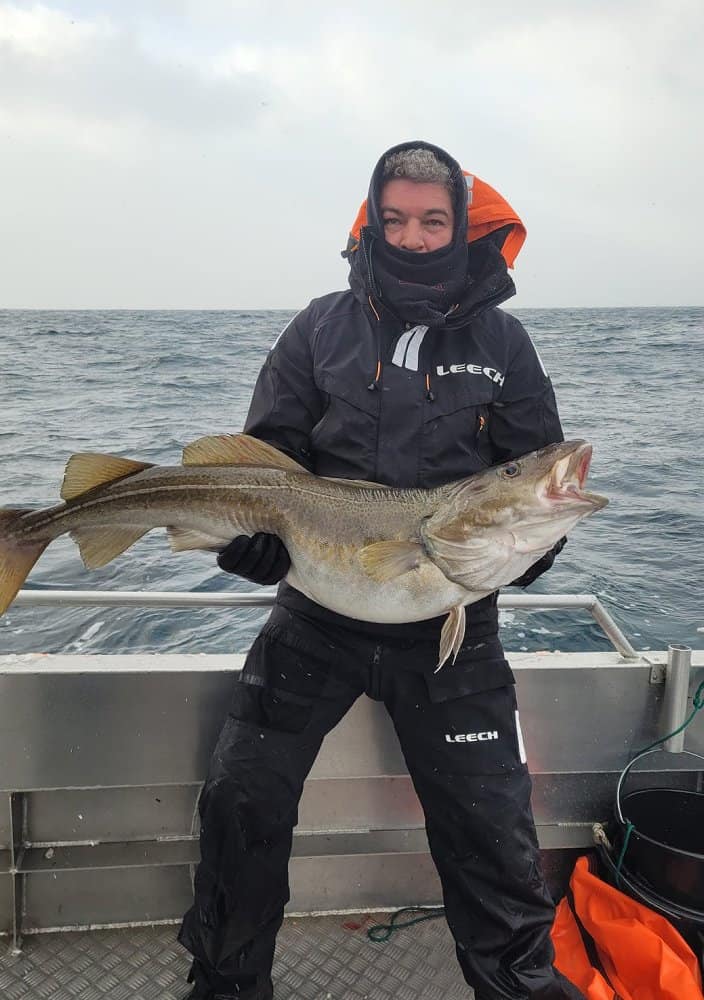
[179,141,584,1000]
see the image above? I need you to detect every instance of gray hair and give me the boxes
[382,147,452,191]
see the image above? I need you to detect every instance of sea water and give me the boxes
[0,306,702,657]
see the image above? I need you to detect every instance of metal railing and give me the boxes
[14,589,640,659]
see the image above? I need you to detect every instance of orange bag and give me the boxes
[551,855,703,1000]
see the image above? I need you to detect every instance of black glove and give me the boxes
[216,532,291,585]
[508,536,567,589]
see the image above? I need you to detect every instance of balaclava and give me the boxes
[347,140,471,328]
[345,140,526,329]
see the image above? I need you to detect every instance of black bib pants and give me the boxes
[179,605,584,999]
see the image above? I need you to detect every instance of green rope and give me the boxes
[366,906,445,942]
[615,677,704,884]
[614,821,635,886]
[634,678,704,757]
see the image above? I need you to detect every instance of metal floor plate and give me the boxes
[1,914,473,999]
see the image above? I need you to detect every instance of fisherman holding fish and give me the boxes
[178,142,587,999]
[0,142,593,999]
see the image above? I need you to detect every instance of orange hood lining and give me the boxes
[348,170,526,269]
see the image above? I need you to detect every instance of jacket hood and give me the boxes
[345,140,527,269]
[344,141,527,327]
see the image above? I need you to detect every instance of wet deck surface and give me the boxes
[1,913,473,999]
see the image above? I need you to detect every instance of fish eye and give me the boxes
[501,462,521,479]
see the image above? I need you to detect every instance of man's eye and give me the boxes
[426,219,445,227]
[383,218,401,226]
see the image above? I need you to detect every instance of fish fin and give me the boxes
[182,433,307,472]
[70,526,149,569]
[0,509,49,615]
[435,604,466,673]
[422,527,516,592]
[61,454,154,501]
[357,540,424,582]
[167,526,228,553]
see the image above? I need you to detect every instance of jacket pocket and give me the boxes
[421,384,495,484]
[309,372,379,478]
[419,678,525,776]
[425,639,513,702]
[229,625,334,735]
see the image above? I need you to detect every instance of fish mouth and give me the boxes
[545,443,608,510]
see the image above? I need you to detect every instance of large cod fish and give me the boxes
[0,434,607,668]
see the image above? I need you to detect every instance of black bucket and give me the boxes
[618,786,704,911]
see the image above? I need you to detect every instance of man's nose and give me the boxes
[399,221,425,251]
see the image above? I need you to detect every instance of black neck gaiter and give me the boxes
[363,225,471,328]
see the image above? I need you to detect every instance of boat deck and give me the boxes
[1,912,471,1000]
[2,591,701,999]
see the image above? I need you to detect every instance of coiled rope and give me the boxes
[366,906,445,942]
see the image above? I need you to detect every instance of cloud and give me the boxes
[0,0,702,307]
[0,3,275,151]
[0,2,109,55]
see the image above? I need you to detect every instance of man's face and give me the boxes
[380,178,454,252]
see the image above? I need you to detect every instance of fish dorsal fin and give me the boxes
[182,433,307,472]
[61,454,154,501]
[70,526,149,569]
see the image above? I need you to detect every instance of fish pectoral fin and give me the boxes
[167,526,229,553]
[436,604,466,673]
[0,509,49,615]
[70,526,149,569]
[61,454,154,501]
[357,540,424,583]
[182,433,307,473]
[424,529,515,591]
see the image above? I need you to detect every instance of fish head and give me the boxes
[422,440,608,593]
[510,439,608,518]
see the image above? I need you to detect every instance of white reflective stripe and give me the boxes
[403,325,429,371]
[534,347,548,377]
[270,311,300,351]
[391,325,429,371]
[391,328,417,367]
[515,710,527,764]
[526,333,548,377]
[465,174,475,206]
[406,326,428,372]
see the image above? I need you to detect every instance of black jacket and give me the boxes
[244,139,563,645]
[246,291,561,487]
[244,291,564,643]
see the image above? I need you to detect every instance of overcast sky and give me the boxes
[1,0,702,309]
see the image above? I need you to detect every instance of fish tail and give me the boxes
[0,509,49,616]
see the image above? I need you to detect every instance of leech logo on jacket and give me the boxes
[445,731,499,743]
[436,363,505,385]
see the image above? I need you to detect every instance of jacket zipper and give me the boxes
[370,644,383,700]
